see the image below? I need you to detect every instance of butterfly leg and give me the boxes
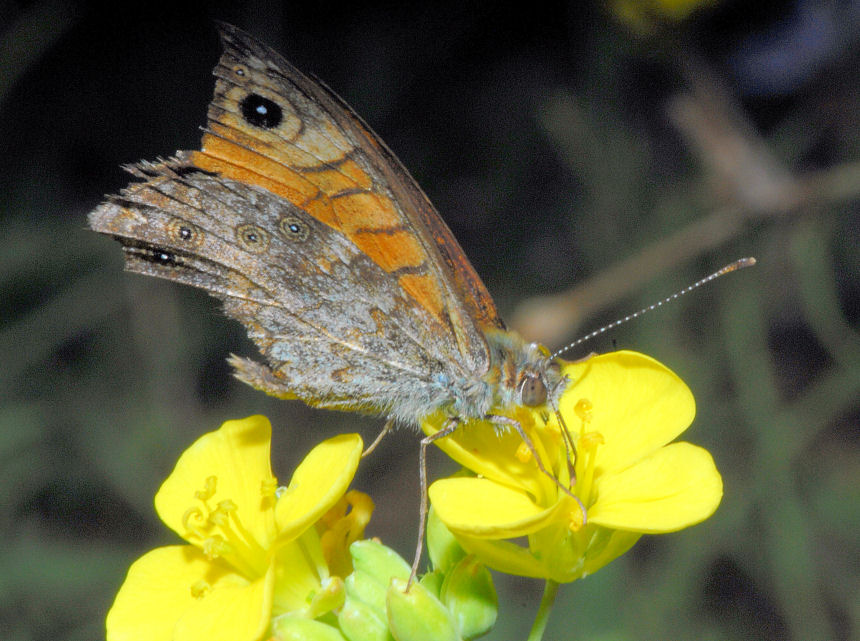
[487,414,586,522]
[409,417,461,589]
[362,418,394,458]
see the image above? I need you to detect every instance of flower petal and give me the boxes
[453,535,550,579]
[588,442,722,532]
[174,560,274,641]
[275,433,363,539]
[155,416,277,547]
[106,545,247,641]
[429,477,562,538]
[421,410,559,507]
[271,529,330,614]
[559,351,696,474]
[580,528,642,578]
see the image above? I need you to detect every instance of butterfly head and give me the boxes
[481,330,568,416]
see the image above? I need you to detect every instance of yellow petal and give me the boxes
[429,477,562,538]
[271,529,329,614]
[156,416,277,547]
[453,534,550,579]
[560,351,695,474]
[588,442,722,532]
[106,545,245,641]
[174,559,274,641]
[421,411,558,507]
[275,433,363,539]
[580,528,642,578]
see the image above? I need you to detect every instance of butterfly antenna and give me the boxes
[551,257,757,359]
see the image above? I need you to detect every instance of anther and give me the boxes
[195,476,217,500]
[580,431,605,450]
[202,536,231,560]
[516,442,532,462]
[261,477,278,498]
[574,399,593,423]
[182,506,207,539]
[568,508,586,532]
[190,580,211,599]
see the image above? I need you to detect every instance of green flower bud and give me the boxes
[418,569,444,598]
[351,540,411,585]
[427,506,466,575]
[271,614,347,641]
[440,556,497,639]
[338,596,390,641]
[344,569,389,618]
[340,539,412,641]
[387,578,460,641]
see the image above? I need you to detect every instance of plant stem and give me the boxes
[527,579,560,641]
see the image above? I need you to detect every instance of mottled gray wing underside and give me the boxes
[89,159,465,418]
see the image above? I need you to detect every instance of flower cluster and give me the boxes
[106,352,722,641]
[424,351,722,583]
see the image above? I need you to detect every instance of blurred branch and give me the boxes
[512,63,860,348]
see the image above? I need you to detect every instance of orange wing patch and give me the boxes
[397,273,445,319]
[189,40,459,330]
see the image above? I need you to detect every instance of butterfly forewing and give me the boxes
[196,24,499,370]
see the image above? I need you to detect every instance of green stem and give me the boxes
[527,579,560,641]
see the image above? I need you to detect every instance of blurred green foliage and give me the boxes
[1,2,857,640]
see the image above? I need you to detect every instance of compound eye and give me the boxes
[521,374,548,407]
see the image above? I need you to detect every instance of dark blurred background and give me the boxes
[2,1,858,640]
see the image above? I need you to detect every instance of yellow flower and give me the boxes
[609,0,717,32]
[106,416,367,641]
[425,351,722,583]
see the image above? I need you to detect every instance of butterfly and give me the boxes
[88,23,570,577]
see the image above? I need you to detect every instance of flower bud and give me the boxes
[337,597,388,641]
[271,614,347,641]
[440,556,497,639]
[350,540,411,585]
[387,578,460,641]
[426,508,466,575]
[339,540,412,641]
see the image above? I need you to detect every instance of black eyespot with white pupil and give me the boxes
[279,216,310,242]
[167,218,202,247]
[154,250,175,265]
[240,94,283,129]
[236,224,269,253]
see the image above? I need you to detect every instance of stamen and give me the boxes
[195,475,217,500]
[516,442,532,462]
[576,429,604,507]
[574,399,593,423]
[202,535,231,560]
[580,432,604,449]
[190,580,211,599]
[208,499,236,526]
[568,505,586,532]
[261,476,279,500]
[304,576,346,619]
[184,475,273,580]
[182,506,208,540]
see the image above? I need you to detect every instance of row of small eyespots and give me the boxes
[166,216,312,253]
